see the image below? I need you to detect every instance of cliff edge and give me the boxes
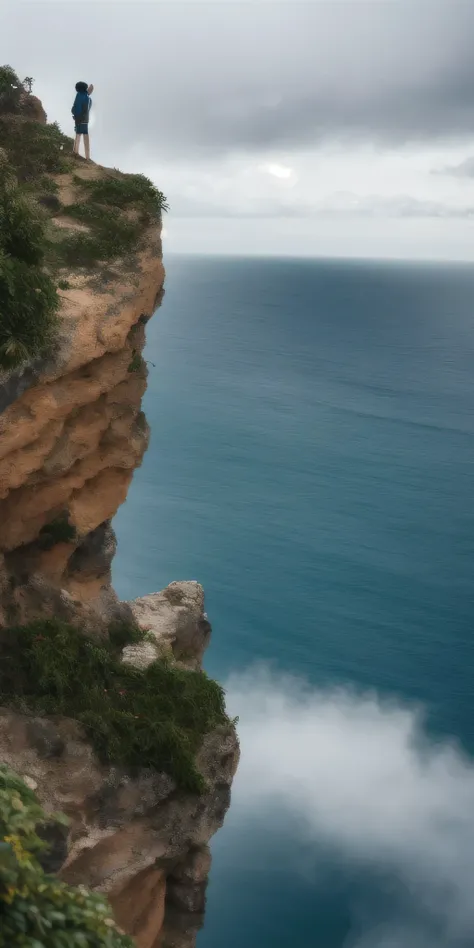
[0,73,238,948]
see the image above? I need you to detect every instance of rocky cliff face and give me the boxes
[0,178,164,632]
[0,164,238,946]
[0,690,238,948]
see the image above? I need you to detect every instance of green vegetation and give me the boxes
[56,203,144,269]
[0,65,23,115]
[0,117,71,183]
[0,765,134,947]
[78,172,169,219]
[108,620,152,651]
[0,159,59,370]
[35,175,59,196]
[0,619,229,794]
[0,66,71,181]
[0,62,169,369]
[127,349,143,373]
[54,174,168,269]
[38,514,77,550]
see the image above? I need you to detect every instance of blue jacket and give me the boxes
[72,92,92,124]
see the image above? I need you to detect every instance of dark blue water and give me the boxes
[113,255,474,948]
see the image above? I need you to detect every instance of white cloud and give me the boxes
[224,668,474,946]
[260,162,295,181]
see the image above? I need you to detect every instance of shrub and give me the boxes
[79,172,169,219]
[0,117,71,182]
[0,765,134,948]
[108,620,150,651]
[0,177,44,265]
[0,65,22,116]
[0,162,59,370]
[0,619,229,794]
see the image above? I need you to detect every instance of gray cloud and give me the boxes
[435,156,474,178]
[172,190,474,220]
[318,193,474,219]
[5,1,474,252]
[4,1,474,161]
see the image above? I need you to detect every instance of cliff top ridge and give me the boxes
[0,64,168,386]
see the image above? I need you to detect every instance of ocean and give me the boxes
[113,255,474,948]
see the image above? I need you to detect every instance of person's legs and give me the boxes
[73,125,89,157]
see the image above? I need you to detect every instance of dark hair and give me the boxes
[75,81,88,93]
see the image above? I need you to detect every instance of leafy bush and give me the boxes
[0,619,229,793]
[79,172,169,219]
[0,65,22,116]
[0,765,134,947]
[0,117,71,182]
[0,161,59,369]
[0,178,44,265]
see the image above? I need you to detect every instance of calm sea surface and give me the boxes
[114,255,474,948]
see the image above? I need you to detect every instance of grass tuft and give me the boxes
[0,620,229,794]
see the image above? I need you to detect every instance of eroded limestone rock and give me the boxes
[124,583,212,671]
[0,154,238,948]
[0,707,239,900]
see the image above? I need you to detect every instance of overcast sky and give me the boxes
[4,1,474,259]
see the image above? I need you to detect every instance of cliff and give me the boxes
[0,159,164,632]
[0,81,238,948]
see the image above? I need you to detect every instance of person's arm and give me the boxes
[72,93,80,118]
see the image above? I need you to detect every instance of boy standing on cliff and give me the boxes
[72,81,94,161]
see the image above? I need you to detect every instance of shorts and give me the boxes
[75,123,89,135]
